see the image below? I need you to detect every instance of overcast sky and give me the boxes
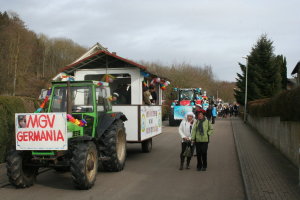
[1,0,299,81]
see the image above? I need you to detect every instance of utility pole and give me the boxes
[244,61,248,123]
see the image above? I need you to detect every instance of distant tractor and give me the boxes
[169,88,202,126]
[7,81,127,189]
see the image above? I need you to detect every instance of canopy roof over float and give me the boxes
[60,43,148,75]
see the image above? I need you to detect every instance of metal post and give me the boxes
[244,64,248,123]
[67,81,72,114]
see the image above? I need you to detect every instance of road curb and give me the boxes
[230,119,251,200]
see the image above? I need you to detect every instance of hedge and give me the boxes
[0,96,39,163]
[248,86,300,121]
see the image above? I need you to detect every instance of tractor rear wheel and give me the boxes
[70,142,98,190]
[100,120,126,172]
[6,150,38,188]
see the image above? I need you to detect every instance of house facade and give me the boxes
[291,61,300,86]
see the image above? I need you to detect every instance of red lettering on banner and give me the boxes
[46,130,53,140]
[17,131,23,141]
[54,130,57,141]
[16,130,65,142]
[28,131,34,141]
[39,115,47,128]
[25,114,56,128]
[26,115,38,128]
[40,131,46,140]
[57,130,64,141]
[23,131,28,141]
[34,131,40,141]
[47,115,55,128]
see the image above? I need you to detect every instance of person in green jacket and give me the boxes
[191,109,213,171]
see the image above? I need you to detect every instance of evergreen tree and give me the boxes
[235,63,246,104]
[275,55,287,90]
[235,34,283,105]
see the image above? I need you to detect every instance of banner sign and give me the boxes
[174,106,193,120]
[15,113,67,150]
[140,106,162,140]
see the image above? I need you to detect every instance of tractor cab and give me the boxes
[48,81,111,138]
[171,88,202,106]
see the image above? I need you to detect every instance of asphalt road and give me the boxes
[0,119,245,200]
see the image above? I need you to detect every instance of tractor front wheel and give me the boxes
[6,150,38,188]
[70,142,98,190]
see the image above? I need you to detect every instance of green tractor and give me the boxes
[6,80,127,189]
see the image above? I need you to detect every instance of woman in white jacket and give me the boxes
[178,112,195,170]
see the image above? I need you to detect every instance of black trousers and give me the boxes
[212,116,216,124]
[180,141,194,163]
[195,142,208,169]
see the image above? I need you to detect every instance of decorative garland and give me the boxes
[150,77,170,90]
[67,114,87,127]
[101,74,115,83]
[141,71,150,77]
[93,81,104,86]
[35,89,52,113]
[142,81,148,87]
[60,72,75,81]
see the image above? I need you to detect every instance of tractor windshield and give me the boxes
[179,90,194,100]
[51,86,94,113]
